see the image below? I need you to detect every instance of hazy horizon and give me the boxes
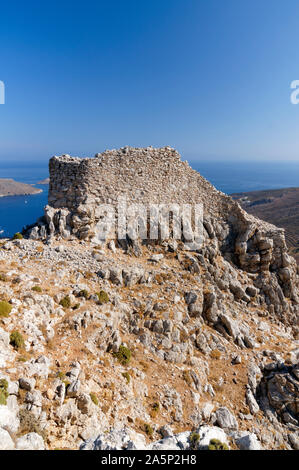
[0,155,299,165]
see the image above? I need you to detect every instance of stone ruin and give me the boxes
[26,146,298,328]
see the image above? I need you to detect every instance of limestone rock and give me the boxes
[233,432,262,450]
[215,407,238,430]
[0,428,15,450]
[16,432,45,450]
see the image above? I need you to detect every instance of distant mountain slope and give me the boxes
[232,187,299,263]
[0,178,43,197]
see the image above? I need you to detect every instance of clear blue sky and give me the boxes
[1,0,299,162]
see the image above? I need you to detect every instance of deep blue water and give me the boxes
[0,161,49,238]
[191,160,299,195]
[0,160,298,238]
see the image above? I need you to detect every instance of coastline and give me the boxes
[0,188,43,198]
[0,178,44,198]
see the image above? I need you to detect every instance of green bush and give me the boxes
[144,423,154,437]
[122,372,131,384]
[10,331,25,350]
[78,289,89,299]
[150,401,160,418]
[113,345,131,366]
[59,295,71,308]
[208,439,229,450]
[96,290,109,305]
[17,357,27,363]
[13,232,23,240]
[0,379,9,405]
[0,300,12,317]
[31,285,42,293]
[90,392,99,406]
[189,432,200,448]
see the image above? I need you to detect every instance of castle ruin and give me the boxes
[26,146,298,326]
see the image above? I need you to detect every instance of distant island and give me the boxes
[0,178,43,197]
[232,187,299,263]
[37,177,49,184]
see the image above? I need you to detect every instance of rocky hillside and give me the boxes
[0,148,298,451]
[232,187,299,264]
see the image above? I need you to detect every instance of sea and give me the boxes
[0,159,298,238]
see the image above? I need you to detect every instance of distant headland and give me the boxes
[0,178,43,197]
[37,177,49,184]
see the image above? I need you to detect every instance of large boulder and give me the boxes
[265,363,299,424]
[0,405,20,434]
[80,427,147,450]
[16,432,45,450]
[0,428,15,450]
[236,434,262,450]
[215,407,238,430]
[196,426,229,449]
[0,327,15,368]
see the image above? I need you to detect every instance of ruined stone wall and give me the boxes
[44,148,291,266]
[48,147,228,213]
[48,156,90,209]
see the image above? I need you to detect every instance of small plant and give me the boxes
[0,273,7,282]
[113,345,131,366]
[18,409,47,440]
[208,439,228,450]
[0,378,9,405]
[56,371,65,380]
[189,432,200,448]
[72,303,80,310]
[31,285,42,293]
[139,360,149,372]
[63,380,71,390]
[90,392,99,406]
[0,300,12,317]
[210,349,221,360]
[143,423,154,437]
[78,289,89,299]
[10,331,25,350]
[153,402,159,411]
[122,372,131,384]
[13,232,23,240]
[96,290,109,305]
[150,402,160,418]
[182,370,192,386]
[84,271,94,280]
[17,356,27,362]
[59,295,71,308]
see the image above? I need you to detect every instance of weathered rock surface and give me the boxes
[16,432,45,450]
